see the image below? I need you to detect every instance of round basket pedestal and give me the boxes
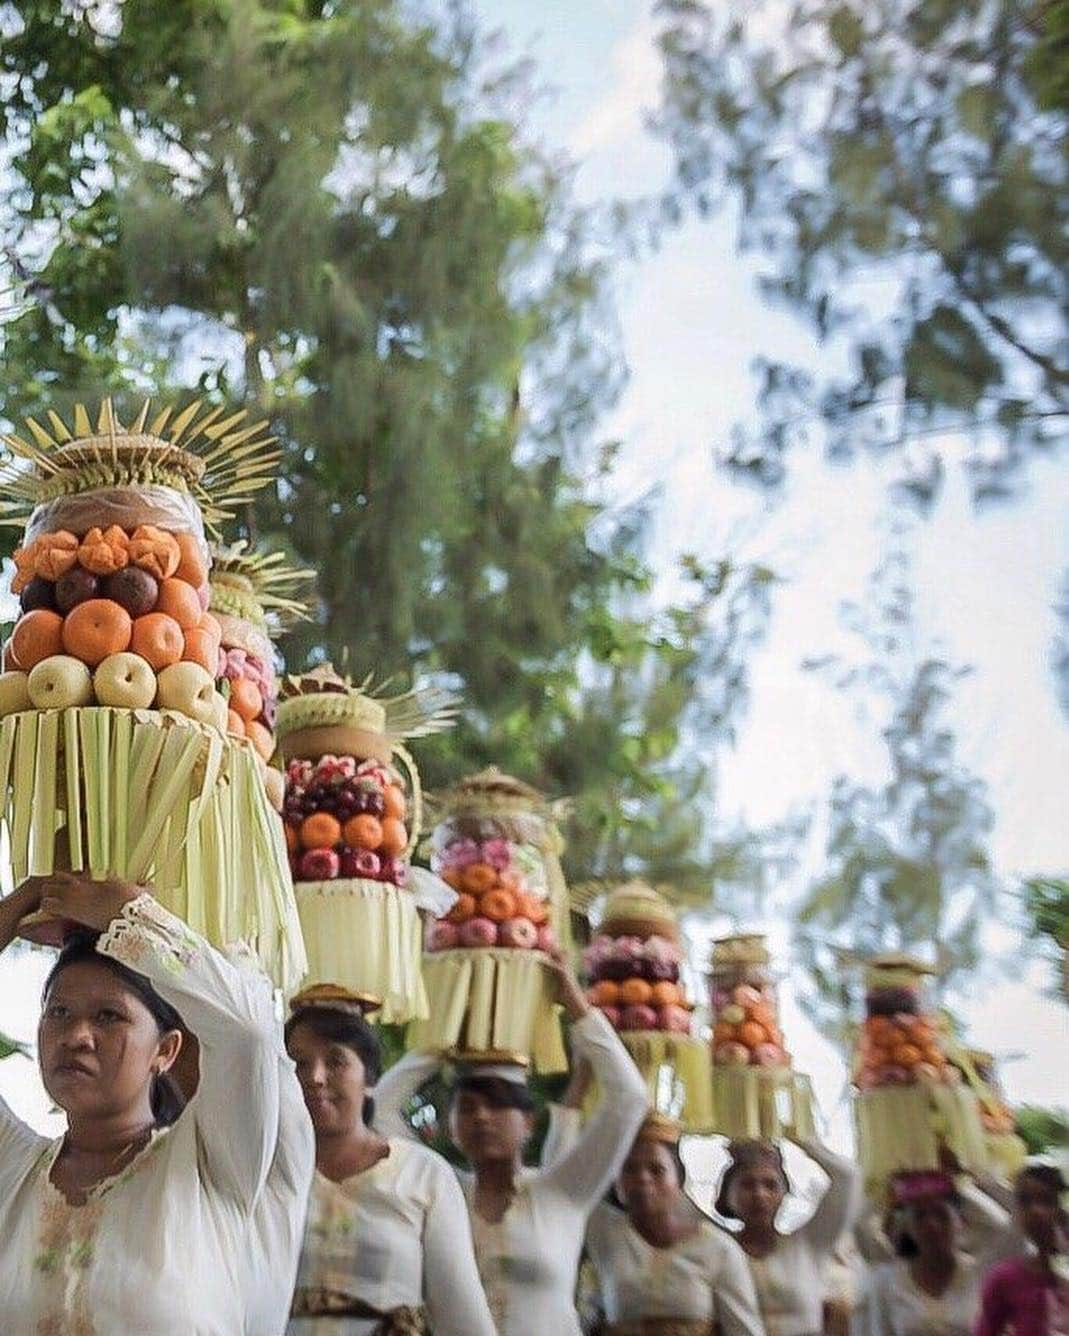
[584,1031,715,1133]
[711,1066,817,1141]
[854,1083,989,1198]
[292,878,427,1024]
[408,947,567,1073]
[0,705,305,990]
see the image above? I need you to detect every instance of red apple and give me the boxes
[498,917,538,950]
[427,921,459,951]
[378,855,407,886]
[458,916,498,948]
[752,1042,787,1067]
[619,1003,658,1031]
[599,1004,621,1028]
[298,847,340,881]
[659,1003,692,1034]
[536,924,557,953]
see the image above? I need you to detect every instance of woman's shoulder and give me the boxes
[981,1254,1031,1289]
[385,1137,459,1187]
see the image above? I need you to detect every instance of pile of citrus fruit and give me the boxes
[854,981,956,1089]
[711,978,790,1069]
[0,525,228,728]
[426,837,557,952]
[283,754,410,888]
[583,934,692,1033]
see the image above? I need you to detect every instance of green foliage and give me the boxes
[0,0,773,893]
[654,0,1069,502]
[1015,1102,1069,1155]
[1022,876,1069,1001]
[793,550,1001,1036]
[0,1031,29,1060]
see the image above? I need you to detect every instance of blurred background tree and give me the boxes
[1021,876,1069,1001]
[1014,1102,1069,1154]
[0,0,777,898]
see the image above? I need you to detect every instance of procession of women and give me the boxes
[0,399,1065,1335]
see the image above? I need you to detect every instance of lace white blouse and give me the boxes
[374,1008,651,1335]
[0,894,314,1336]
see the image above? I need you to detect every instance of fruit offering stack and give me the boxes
[0,398,306,989]
[209,542,314,809]
[426,836,556,954]
[855,973,955,1090]
[584,934,691,1034]
[967,1051,1016,1135]
[4,521,226,727]
[276,664,457,1022]
[283,753,410,888]
[710,954,790,1072]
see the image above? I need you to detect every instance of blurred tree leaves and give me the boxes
[1022,876,1069,1001]
[653,0,1069,503]
[0,0,775,898]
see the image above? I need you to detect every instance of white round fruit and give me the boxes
[0,671,32,717]
[93,652,158,710]
[156,661,217,725]
[27,655,94,710]
[262,766,285,811]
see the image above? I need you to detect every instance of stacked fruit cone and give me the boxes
[428,837,557,953]
[711,980,790,1070]
[283,754,411,888]
[584,934,691,1034]
[2,524,226,727]
[854,978,957,1090]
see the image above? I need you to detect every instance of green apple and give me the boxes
[0,671,32,717]
[157,660,217,725]
[27,655,94,709]
[94,652,158,710]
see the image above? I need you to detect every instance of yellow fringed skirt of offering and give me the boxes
[584,1031,716,1133]
[711,1066,817,1141]
[855,1082,989,1197]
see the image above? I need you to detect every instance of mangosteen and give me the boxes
[599,958,634,982]
[19,576,58,613]
[103,567,159,618]
[55,567,100,614]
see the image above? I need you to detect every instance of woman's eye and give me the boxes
[46,1004,67,1019]
[97,1009,122,1022]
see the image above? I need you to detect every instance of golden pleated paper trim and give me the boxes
[854,1083,989,1198]
[408,948,567,1073]
[583,1031,716,1134]
[0,707,306,990]
[711,1066,817,1141]
[292,878,428,1024]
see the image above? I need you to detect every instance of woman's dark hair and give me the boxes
[284,1006,383,1125]
[714,1139,789,1220]
[453,1074,536,1114]
[1016,1163,1068,1206]
[43,932,187,1127]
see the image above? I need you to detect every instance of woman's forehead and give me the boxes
[46,962,137,1005]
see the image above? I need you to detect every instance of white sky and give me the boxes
[1,0,1066,1146]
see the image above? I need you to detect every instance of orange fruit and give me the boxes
[300,812,342,850]
[11,541,40,594]
[378,817,407,856]
[34,531,80,580]
[246,719,274,761]
[182,629,219,674]
[342,813,384,851]
[12,610,65,670]
[446,893,477,925]
[382,785,406,819]
[738,1020,768,1049]
[154,578,202,630]
[173,532,209,587]
[590,980,621,1007]
[892,1042,924,1067]
[461,862,497,896]
[229,677,263,724]
[129,525,181,580]
[284,824,298,855]
[442,866,464,890]
[651,981,682,1007]
[713,1021,737,1046]
[130,612,184,671]
[227,709,246,737]
[479,888,517,922]
[61,600,132,667]
[197,611,222,645]
[517,893,549,926]
[619,978,654,1007]
[748,1003,777,1028]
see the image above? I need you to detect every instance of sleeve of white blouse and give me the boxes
[541,1101,583,1168]
[958,1179,1018,1266]
[797,1138,862,1254]
[370,1049,441,1144]
[851,1262,891,1336]
[0,1088,48,1169]
[538,1009,650,1205]
[421,1156,498,1336]
[714,1234,767,1336]
[97,893,283,1212]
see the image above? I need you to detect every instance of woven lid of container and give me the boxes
[600,881,678,940]
[864,952,937,988]
[277,664,457,743]
[289,982,382,1017]
[709,932,771,969]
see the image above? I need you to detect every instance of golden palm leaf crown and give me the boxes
[209,540,315,633]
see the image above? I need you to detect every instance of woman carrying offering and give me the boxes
[284,988,496,1335]
[0,872,314,1335]
[975,1163,1069,1336]
[714,1136,861,1336]
[374,951,651,1334]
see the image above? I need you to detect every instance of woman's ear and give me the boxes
[155,1028,183,1075]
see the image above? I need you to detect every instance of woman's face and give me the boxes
[729,1157,787,1227]
[287,1022,367,1137]
[617,1138,682,1216]
[449,1089,532,1166]
[39,961,180,1121]
[909,1197,958,1257]
[1015,1175,1065,1252]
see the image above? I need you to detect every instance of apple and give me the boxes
[659,1004,692,1034]
[719,1004,746,1026]
[914,1061,940,1083]
[598,1004,621,1028]
[732,984,763,1008]
[378,855,407,886]
[27,655,94,709]
[224,648,247,680]
[262,767,284,811]
[752,1042,787,1067]
[93,652,157,709]
[156,661,217,725]
[19,576,58,613]
[298,847,340,881]
[499,917,538,950]
[536,924,557,953]
[55,567,100,614]
[619,1003,658,1031]
[458,916,498,948]
[715,1041,752,1067]
[102,568,159,618]
[0,671,32,717]
[427,921,459,951]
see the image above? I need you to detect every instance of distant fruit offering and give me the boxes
[424,831,553,953]
[854,972,952,1089]
[708,935,790,1070]
[582,927,694,1035]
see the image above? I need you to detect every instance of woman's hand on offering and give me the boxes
[35,871,148,932]
[545,947,591,1020]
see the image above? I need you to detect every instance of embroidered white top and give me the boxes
[0,894,314,1336]
[286,1138,496,1335]
[374,1008,651,1336]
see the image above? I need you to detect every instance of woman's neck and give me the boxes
[631,1198,696,1248]
[911,1248,956,1294]
[474,1155,520,1193]
[316,1121,388,1181]
[739,1220,778,1256]
[65,1105,156,1156]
